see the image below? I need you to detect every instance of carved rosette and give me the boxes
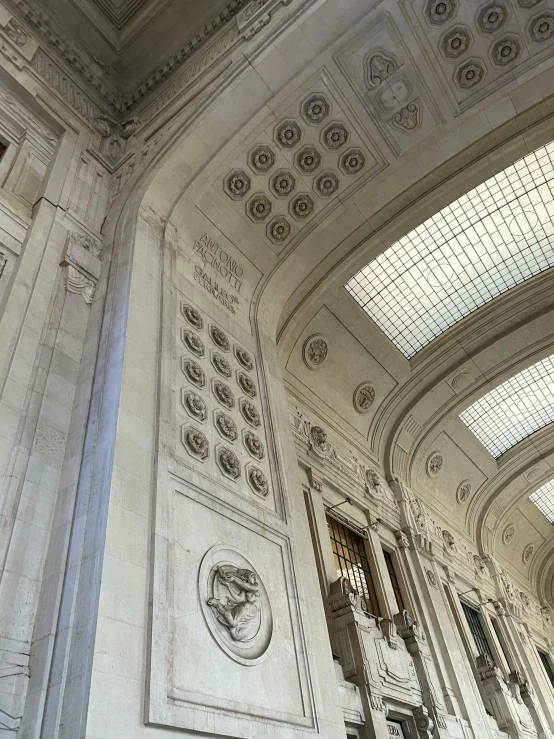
[441,28,472,58]
[244,430,265,460]
[321,122,349,150]
[213,380,235,409]
[267,217,291,244]
[530,15,554,42]
[275,119,302,148]
[302,334,328,369]
[240,399,261,427]
[210,325,230,351]
[270,170,296,197]
[295,146,321,173]
[301,94,330,124]
[200,545,272,665]
[181,390,207,422]
[478,5,506,33]
[182,329,205,357]
[315,171,340,197]
[290,193,314,220]
[249,144,275,172]
[492,37,521,66]
[224,169,251,200]
[353,382,375,413]
[426,452,443,477]
[182,426,209,460]
[339,149,365,175]
[211,352,232,378]
[182,358,206,388]
[456,60,485,89]
[248,465,270,498]
[238,372,257,397]
[235,346,254,371]
[217,446,241,480]
[181,303,204,329]
[215,411,238,442]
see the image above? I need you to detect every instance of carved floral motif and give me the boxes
[478,5,506,33]
[275,119,302,148]
[426,0,457,24]
[267,217,291,243]
[492,37,521,66]
[295,146,321,173]
[182,390,207,422]
[182,330,205,357]
[322,122,349,150]
[238,372,257,397]
[182,358,206,388]
[442,28,471,58]
[244,431,265,460]
[301,94,330,124]
[214,380,235,409]
[215,412,238,442]
[182,426,209,460]
[247,194,272,221]
[235,346,254,371]
[248,466,269,497]
[241,399,261,427]
[456,60,485,89]
[250,145,275,172]
[224,170,251,200]
[182,304,203,330]
[315,171,340,197]
[531,15,554,42]
[340,149,365,174]
[210,326,230,351]
[271,170,296,197]
[290,193,314,219]
[212,352,232,378]
[218,447,241,479]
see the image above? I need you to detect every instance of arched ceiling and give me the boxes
[104,0,554,601]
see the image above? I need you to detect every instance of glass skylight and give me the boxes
[530,479,554,524]
[345,140,554,358]
[459,354,554,458]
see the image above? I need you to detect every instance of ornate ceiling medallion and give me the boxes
[182,426,209,460]
[353,382,376,413]
[275,119,302,148]
[182,390,208,423]
[456,480,472,504]
[315,171,340,197]
[249,145,275,172]
[217,446,241,480]
[303,335,328,370]
[224,169,251,200]
[301,94,330,125]
[270,170,296,197]
[290,193,315,220]
[235,346,254,371]
[248,465,270,498]
[456,59,486,88]
[502,524,515,545]
[522,544,534,563]
[200,545,273,665]
[426,452,443,477]
[267,217,291,244]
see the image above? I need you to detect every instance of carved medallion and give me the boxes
[478,5,506,33]
[301,94,330,124]
[456,480,472,504]
[315,171,340,197]
[249,144,275,172]
[248,465,269,497]
[181,390,207,422]
[244,430,265,460]
[522,544,534,564]
[224,169,251,200]
[238,371,257,397]
[295,146,321,173]
[213,380,235,409]
[247,194,272,222]
[340,149,366,175]
[275,119,302,148]
[267,217,291,244]
[182,329,205,357]
[212,352,232,378]
[215,411,238,442]
[217,446,241,480]
[181,303,204,330]
[322,122,349,150]
[426,0,457,25]
[210,325,230,351]
[530,15,554,42]
[271,170,296,197]
[426,452,443,477]
[456,60,485,89]
[182,426,209,460]
[492,37,521,66]
[182,358,206,388]
[240,399,261,427]
[441,28,472,58]
[354,382,375,413]
[200,544,273,665]
[235,346,254,371]
[290,193,314,220]
[303,334,328,369]
[502,524,515,545]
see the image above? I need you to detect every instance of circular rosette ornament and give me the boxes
[353,382,375,413]
[181,390,207,422]
[200,545,273,665]
[244,430,265,460]
[213,380,235,409]
[235,346,254,371]
[182,329,205,357]
[238,372,257,397]
[181,303,203,330]
[210,325,230,351]
[217,446,241,480]
[240,399,261,427]
[211,352,232,379]
[303,334,328,369]
[248,465,270,498]
[181,426,209,460]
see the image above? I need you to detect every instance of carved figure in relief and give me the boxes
[208,566,261,641]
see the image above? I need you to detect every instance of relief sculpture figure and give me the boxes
[208,566,261,641]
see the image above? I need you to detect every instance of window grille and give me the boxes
[538,650,554,688]
[326,513,381,617]
[383,549,405,612]
[460,600,494,661]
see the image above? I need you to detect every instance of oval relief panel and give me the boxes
[199,544,273,666]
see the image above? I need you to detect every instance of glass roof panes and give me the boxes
[530,479,554,524]
[459,354,554,458]
[345,140,554,359]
